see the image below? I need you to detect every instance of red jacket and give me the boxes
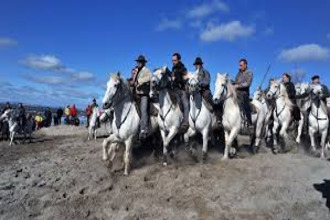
[86,105,92,116]
[71,105,77,117]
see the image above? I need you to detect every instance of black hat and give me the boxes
[193,57,203,65]
[135,55,147,63]
[311,75,320,80]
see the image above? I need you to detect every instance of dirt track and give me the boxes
[0,126,329,220]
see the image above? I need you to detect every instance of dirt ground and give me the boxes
[0,125,329,220]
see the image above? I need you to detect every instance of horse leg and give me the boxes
[309,127,317,154]
[94,128,97,141]
[102,134,117,161]
[123,138,133,176]
[9,132,15,146]
[162,128,178,166]
[160,129,168,166]
[184,128,196,154]
[202,128,210,162]
[279,121,290,151]
[272,120,279,147]
[222,128,239,160]
[296,113,304,144]
[320,130,328,159]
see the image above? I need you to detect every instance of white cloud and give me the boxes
[155,18,182,31]
[200,21,255,42]
[187,0,229,18]
[263,27,274,36]
[278,44,330,62]
[72,71,95,81]
[0,37,17,48]
[23,55,64,71]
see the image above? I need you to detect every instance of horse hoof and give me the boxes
[221,156,228,161]
[102,155,108,161]
[163,162,168,166]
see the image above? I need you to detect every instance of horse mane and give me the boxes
[226,79,238,101]
[110,73,133,101]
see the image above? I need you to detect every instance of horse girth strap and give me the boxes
[160,104,172,121]
[275,103,286,118]
[190,108,202,128]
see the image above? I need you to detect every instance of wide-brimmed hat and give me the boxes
[193,57,203,65]
[135,55,148,63]
[311,75,320,80]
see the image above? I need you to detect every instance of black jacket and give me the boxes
[284,81,296,100]
[17,107,26,118]
[171,62,187,90]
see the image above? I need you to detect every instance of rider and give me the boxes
[311,75,329,101]
[282,73,301,122]
[171,52,189,131]
[134,55,151,139]
[17,103,26,132]
[1,102,12,114]
[193,57,213,108]
[234,58,253,131]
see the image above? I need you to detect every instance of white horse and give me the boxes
[102,73,158,175]
[87,106,100,141]
[295,83,311,143]
[150,66,183,166]
[251,88,271,152]
[308,84,329,159]
[266,79,295,152]
[213,73,241,160]
[99,108,114,135]
[184,75,213,162]
[0,109,34,146]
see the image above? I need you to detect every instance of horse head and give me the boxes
[187,74,200,94]
[295,83,310,96]
[266,79,281,99]
[103,72,123,109]
[0,109,13,122]
[150,66,171,97]
[213,73,229,104]
[253,88,264,102]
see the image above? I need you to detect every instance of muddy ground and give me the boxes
[0,125,329,220]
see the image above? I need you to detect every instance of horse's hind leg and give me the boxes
[296,113,304,143]
[309,128,317,154]
[9,132,15,146]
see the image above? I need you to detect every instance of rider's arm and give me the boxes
[235,71,253,89]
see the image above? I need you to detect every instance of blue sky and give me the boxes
[1,0,330,108]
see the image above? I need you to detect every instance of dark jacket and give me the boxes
[197,67,211,89]
[171,61,187,90]
[17,106,26,118]
[235,69,253,95]
[57,108,64,117]
[284,81,296,100]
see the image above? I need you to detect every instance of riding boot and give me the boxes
[180,90,189,132]
[139,95,149,139]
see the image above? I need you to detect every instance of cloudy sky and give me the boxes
[1,0,330,108]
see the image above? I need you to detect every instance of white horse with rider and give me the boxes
[102,73,158,175]
[251,88,271,153]
[184,74,213,162]
[0,109,34,146]
[266,79,294,153]
[295,83,312,144]
[87,105,101,141]
[213,73,241,160]
[308,84,329,159]
[150,66,183,166]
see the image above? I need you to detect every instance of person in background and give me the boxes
[91,99,100,128]
[1,102,12,114]
[70,104,77,118]
[86,104,92,128]
[35,112,43,130]
[44,107,52,127]
[53,113,58,126]
[57,107,64,125]
[17,103,26,132]
[64,105,71,124]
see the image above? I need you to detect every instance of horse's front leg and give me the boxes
[222,128,239,160]
[309,127,317,153]
[272,119,279,147]
[202,127,210,162]
[162,127,178,166]
[9,131,15,146]
[184,127,196,152]
[296,113,304,143]
[320,129,328,159]
[124,137,133,175]
[102,134,118,161]
[94,128,97,141]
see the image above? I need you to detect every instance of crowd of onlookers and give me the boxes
[0,102,81,131]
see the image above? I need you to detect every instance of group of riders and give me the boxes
[114,53,329,140]
[123,53,253,139]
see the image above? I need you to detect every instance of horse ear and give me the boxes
[117,71,121,77]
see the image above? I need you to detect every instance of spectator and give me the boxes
[86,104,92,128]
[57,107,64,125]
[35,112,43,129]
